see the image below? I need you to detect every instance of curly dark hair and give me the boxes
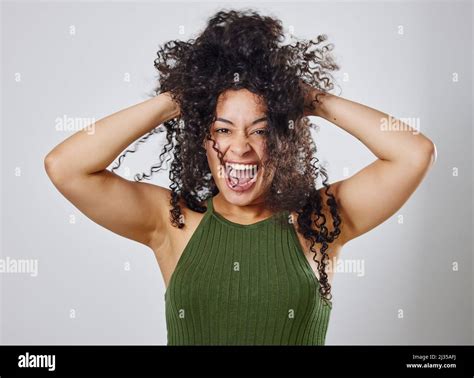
[111,8,342,305]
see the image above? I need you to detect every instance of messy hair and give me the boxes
[111,9,342,304]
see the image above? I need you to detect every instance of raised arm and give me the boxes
[304,87,436,245]
[44,92,180,250]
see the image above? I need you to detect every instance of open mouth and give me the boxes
[224,162,259,192]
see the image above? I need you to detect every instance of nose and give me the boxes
[229,133,252,156]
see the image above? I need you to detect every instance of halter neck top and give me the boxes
[164,196,332,345]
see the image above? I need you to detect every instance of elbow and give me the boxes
[44,152,59,176]
[412,139,437,169]
[422,139,437,167]
[428,141,437,166]
[44,152,55,177]
[44,152,68,186]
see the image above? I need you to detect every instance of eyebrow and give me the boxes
[215,116,268,126]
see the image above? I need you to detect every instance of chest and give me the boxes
[165,222,322,318]
[155,211,342,291]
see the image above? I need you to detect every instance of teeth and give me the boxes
[225,162,258,178]
[225,162,257,171]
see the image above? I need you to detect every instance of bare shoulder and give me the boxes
[148,194,207,287]
[149,192,206,255]
[144,184,173,251]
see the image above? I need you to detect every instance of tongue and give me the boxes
[230,175,252,186]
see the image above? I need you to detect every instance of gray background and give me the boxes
[1,0,472,345]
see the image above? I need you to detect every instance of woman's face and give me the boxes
[205,88,273,206]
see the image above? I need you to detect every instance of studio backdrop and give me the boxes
[1,0,472,345]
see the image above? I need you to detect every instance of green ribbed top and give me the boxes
[164,196,332,345]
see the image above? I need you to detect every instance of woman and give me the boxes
[44,9,436,345]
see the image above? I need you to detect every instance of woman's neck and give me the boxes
[213,193,274,223]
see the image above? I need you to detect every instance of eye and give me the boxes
[215,128,230,134]
[253,129,268,136]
